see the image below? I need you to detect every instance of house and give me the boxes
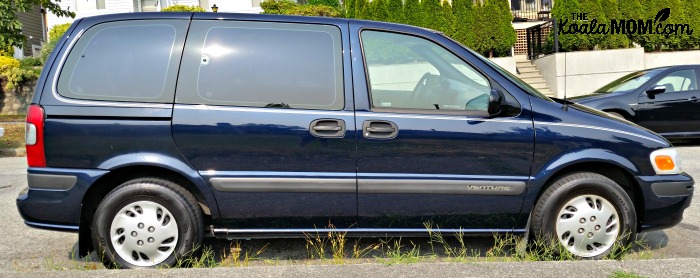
[15,5,46,58]
[45,0,264,32]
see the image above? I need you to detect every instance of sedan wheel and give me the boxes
[531,172,636,259]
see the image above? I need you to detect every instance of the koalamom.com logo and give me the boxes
[558,8,694,36]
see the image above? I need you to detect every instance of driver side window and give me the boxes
[361,30,490,112]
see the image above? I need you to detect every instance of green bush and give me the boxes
[440,0,455,37]
[599,0,629,49]
[161,4,206,12]
[345,0,356,18]
[386,0,404,23]
[0,56,38,91]
[309,0,339,9]
[420,0,445,31]
[552,0,588,51]
[20,56,43,67]
[49,23,71,42]
[261,0,340,17]
[452,0,475,49]
[683,0,700,49]
[404,0,423,27]
[578,0,605,50]
[354,0,370,19]
[473,0,515,57]
[369,0,389,22]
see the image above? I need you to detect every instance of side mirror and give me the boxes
[488,89,505,118]
[646,85,666,97]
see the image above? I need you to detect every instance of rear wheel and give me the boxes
[92,178,203,268]
[531,172,636,259]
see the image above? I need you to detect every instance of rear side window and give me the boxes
[57,20,188,103]
[176,21,344,110]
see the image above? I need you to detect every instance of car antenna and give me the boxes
[562,50,568,111]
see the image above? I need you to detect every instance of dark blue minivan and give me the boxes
[17,12,693,268]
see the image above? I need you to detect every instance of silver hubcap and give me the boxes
[555,195,620,257]
[110,201,178,266]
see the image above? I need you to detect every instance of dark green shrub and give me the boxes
[683,0,700,49]
[261,0,340,17]
[473,0,515,57]
[369,0,389,22]
[599,0,629,49]
[452,0,475,49]
[345,0,356,18]
[441,0,455,37]
[354,0,370,19]
[578,0,605,50]
[20,56,43,67]
[386,0,404,23]
[260,0,298,14]
[552,0,588,51]
[420,0,445,30]
[160,4,205,12]
[619,0,643,47]
[309,0,339,8]
[40,23,72,64]
[404,0,423,27]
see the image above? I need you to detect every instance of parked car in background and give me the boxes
[16,12,694,268]
[574,65,700,139]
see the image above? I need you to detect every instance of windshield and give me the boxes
[594,70,663,94]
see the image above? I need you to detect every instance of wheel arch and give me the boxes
[78,162,218,256]
[529,161,645,233]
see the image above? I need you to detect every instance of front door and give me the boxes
[637,68,700,136]
[353,28,534,230]
[172,20,356,229]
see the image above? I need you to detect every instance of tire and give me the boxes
[530,172,636,259]
[91,178,203,268]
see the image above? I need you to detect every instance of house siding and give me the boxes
[17,5,44,56]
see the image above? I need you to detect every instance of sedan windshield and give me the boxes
[594,69,664,94]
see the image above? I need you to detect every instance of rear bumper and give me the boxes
[636,173,694,232]
[16,167,108,231]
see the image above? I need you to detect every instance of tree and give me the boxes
[473,0,515,57]
[369,0,389,22]
[387,0,405,24]
[309,0,340,9]
[552,0,588,51]
[441,0,456,37]
[578,0,606,50]
[346,0,356,18]
[619,0,643,46]
[641,0,686,51]
[599,0,629,49]
[682,0,700,49]
[161,5,206,12]
[404,0,423,27]
[421,0,444,30]
[452,0,475,48]
[355,0,370,19]
[0,0,74,53]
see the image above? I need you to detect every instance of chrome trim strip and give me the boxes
[176,104,353,116]
[358,173,530,181]
[213,228,525,236]
[27,173,77,190]
[200,171,356,178]
[355,112,532,124]
[358,179,525,195]
[535,121,666,144]
[209,177,356,193]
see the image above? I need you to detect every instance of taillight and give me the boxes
[26,105,46,167]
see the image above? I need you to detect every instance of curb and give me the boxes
[0,148,25,157]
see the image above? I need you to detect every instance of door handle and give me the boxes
[312,125,342,131]
[366,126,395,133]
[309,119,345,138]
[363,120,398,139]
[690,96,698,102]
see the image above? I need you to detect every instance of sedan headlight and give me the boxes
[649,148,683,175]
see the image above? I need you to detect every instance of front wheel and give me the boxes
[530,172,637,259]
[92,178,203,268]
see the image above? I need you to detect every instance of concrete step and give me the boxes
[518,67,539,73]
[514,55,529,62]
[521,77,546,84]
[516,63,536,69]
[517,71,541,78]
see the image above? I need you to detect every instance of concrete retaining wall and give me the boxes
[534,49,700,98]
[0,79,35,115]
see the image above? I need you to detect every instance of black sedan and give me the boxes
[574,65,700,138]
